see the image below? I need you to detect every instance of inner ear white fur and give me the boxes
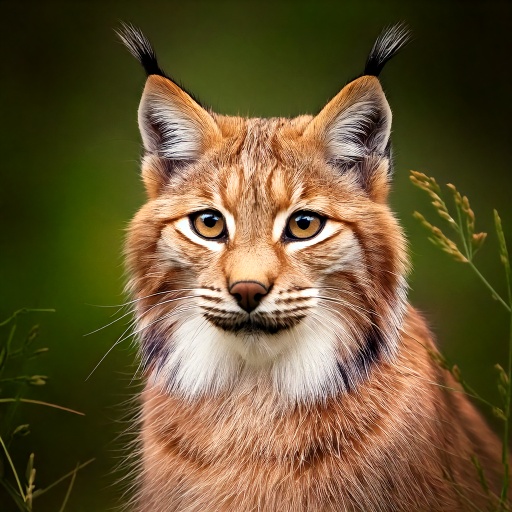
[306,76,392,164]
[139,97,202,159]
[326,98,391,161]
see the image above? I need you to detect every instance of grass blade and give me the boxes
[32,458,94,499]
[58,463,79,512]
[0,398,84,416]
[0,433,25,501]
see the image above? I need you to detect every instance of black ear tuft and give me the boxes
[116,22,168,78]
[364,23,411,77]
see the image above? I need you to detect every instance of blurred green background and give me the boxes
[1,0,511,510]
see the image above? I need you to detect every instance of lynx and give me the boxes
[119,23,502,511]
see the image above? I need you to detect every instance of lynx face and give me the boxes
[122,27,409,404]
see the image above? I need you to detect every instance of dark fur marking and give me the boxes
[354,321,384,376]
[117,22,206,107]
[363,23,411,77]
[117,22,167,78]
[203,313,305,334]
[336,361,352,392]
[199,295,223,303]
[142,328,168,366]
[201,305,236,315]
[274,306,310,315]
[384,141,394,176]
[336,322,384,392]
[275,296,311,304]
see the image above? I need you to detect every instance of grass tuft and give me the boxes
[411,171,512,511]
[0,308,93,511]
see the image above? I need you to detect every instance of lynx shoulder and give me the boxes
[118,23,503,511]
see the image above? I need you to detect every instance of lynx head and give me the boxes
[120,24,410,405]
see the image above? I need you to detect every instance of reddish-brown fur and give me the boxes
[121,37,504,511]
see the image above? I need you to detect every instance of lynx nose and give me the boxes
[229,281,269,313]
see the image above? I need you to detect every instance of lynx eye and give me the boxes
[285,211,325,241]
[190,210,227,240]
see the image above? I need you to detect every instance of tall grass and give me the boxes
[411,171,512,511]
[0,308,93,511]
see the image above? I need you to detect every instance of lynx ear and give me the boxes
[304,76,392,191]
[304,24,410,201]
[118,23,221,196]
[138,75,220,160]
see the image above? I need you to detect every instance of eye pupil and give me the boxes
[203,215,217,228]
[296,217,310,230]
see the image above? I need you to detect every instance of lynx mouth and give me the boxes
[203,312,306,335]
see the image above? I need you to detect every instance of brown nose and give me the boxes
[229,281,269,313]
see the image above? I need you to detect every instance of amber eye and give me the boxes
[285,211,325,241]
[190,210,227,240]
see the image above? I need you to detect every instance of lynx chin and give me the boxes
[118,23,503,512]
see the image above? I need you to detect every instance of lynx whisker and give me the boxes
[315,301,387,331]
[84,292,199,338]
[314,286,365,299]
[129,302,199,348]
[87,298,197,380]
[314,295,376,316]
[314,286,364,300]
[89,288,204,309]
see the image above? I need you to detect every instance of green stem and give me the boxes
[455,203,472,260]
[0,432,25,501]
[412,337,495,409]
[459,381,497,411]
[0,309,55,328]
[32,459,94,499]
[0,397,84,416]
[496,212,512,510]
[467,261,511,313]
[0,322,17,380]
[500,311,512,508]
[438,382,496,410]
[4,389,24,448]
[0,376,33,383]
[0,478,29,511]
[6,323,17,353]
[58,463,79,512]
